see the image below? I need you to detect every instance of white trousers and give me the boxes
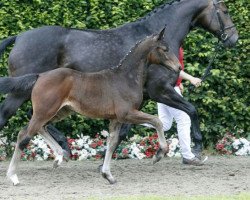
[157,87,195,159]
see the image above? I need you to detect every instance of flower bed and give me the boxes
[216,132,250,156]
[21,131,181,161]
[0,131,181,161]
[0,130,249,161]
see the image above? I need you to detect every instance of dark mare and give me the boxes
[0,0,238,157]
[2,29,181,185]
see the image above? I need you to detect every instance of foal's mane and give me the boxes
[111,34,156,70]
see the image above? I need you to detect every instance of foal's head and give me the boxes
[147,28,181,73]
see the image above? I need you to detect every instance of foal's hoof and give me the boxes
[101,172,117,185]
[53,155,63,168]
[153,148,167,164]
[8,174,20,186]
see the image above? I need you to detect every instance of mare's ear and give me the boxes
[157,26,166,41]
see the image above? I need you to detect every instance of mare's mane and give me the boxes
[68,0,184,33]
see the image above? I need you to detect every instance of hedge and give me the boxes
[0,0,249,150]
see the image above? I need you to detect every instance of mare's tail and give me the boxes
[0,74,39,94]
[0,36,17,58]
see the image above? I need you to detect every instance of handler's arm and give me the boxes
[179,71,202,87]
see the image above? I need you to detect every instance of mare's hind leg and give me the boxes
[121,110,169,163]
[0,93,29,129]
[147,82,203,157]
[102,120,121,184]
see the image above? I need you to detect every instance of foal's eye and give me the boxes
[161,46,169,52]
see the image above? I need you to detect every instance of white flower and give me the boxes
[90,149,97,156]
[82,136,90,143]
[100,130,109,138]
[232,139,241,150]
[167,151,175,157]
[35,155,43,161]
[235,147,248,156]
[130,142,145,159]
[79,149,89,160]
[84,144,90,149]
[76,138,85,147]
[169,143,176,151]
[174,152,182,157]
[71,149,78,155]
[171,138,179,146]
[239,138,249,146]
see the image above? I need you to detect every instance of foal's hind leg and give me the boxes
[121,110,169,163]
[0,93,29,129]
[102,120,121,184]
[6,127,28,185]
[7,118,47,185]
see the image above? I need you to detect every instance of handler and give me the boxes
[157,47,204,165]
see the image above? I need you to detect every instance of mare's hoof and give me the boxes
[101,172,117,185]
[98,164,103,173]
[152,148,167,164]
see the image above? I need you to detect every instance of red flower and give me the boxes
[97,140,103,146]
[95,154,102,160]
[145,150,153,158]
[122,148,129,155]
[216,143,224,150]
[90,143,97,148]
[112,153,117,158]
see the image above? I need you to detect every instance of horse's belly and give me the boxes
[62,100,116,119]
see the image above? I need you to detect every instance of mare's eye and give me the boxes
[223,10,229,14]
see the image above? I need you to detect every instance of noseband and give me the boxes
[213,0,235,41]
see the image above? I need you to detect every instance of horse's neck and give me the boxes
[119,0,208,54]
[115,47,150,88]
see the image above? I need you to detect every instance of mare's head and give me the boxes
[192,0,238,48]
[147,28,181,73]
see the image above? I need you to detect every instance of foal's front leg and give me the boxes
[102,120,121,184]
[38,127,65,168]
[122,110,169,163]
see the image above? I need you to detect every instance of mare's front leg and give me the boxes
[102,120,122,184]
[146,72,203,157]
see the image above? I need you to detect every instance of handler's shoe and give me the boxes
[182,156,205,166]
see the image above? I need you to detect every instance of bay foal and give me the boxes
[2,29,181,185]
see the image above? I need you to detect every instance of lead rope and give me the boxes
[188,41,221,92]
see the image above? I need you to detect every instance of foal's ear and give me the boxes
[157,27,166,41]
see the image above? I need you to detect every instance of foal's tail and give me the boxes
[0,74,39,94]
[0,36,17,59]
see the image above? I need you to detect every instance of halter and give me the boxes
[212,0,235,41]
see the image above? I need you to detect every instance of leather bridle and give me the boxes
[212,0,235,42]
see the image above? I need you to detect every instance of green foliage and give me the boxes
[0,0,249,147]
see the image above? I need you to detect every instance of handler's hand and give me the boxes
[190,77,202,87]
[179,83,184,94]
